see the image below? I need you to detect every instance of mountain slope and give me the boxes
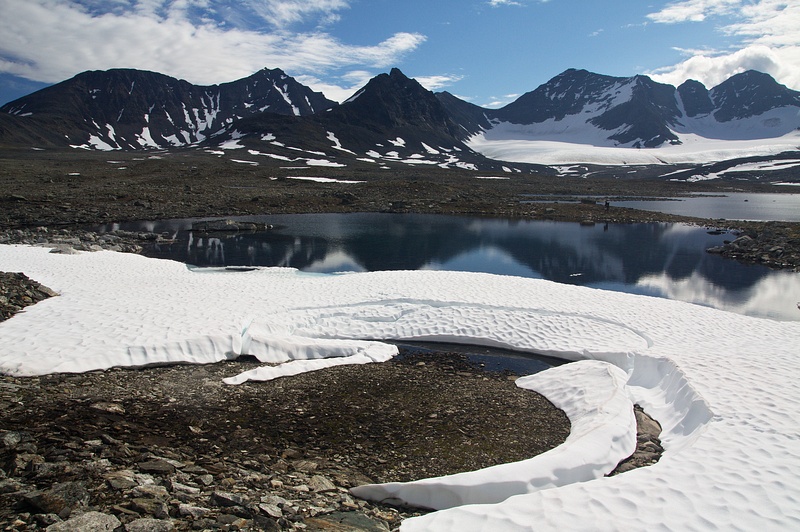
[209,68,534,172]
[459,69,800,165]
[0,68,336,149]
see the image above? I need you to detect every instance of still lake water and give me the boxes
[612,193,800,222]
[97,213,800,321]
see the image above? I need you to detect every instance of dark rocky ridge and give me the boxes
[0,68,336,150]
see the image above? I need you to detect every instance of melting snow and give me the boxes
[1,246,799,529]
[305,159,346,168]
[327,131,356,154]
[219,138,245,150]
[285,176,364,184]
[421,142,440,155]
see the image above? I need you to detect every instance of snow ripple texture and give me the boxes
[2,245,800,530]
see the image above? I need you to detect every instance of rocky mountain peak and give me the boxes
[710,70,800,122]
[677,79,714,117]
[337,68,457,135]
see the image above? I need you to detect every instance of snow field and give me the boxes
[1,245,800,529]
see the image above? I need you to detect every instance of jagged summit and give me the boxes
[677,79,714,118]
[454,68,800,149]
[0,68,336,149]
[710,70,800,122]
[335,68,459,136]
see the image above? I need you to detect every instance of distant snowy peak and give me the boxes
[471,69,800,149]
[0,68,336,150]
[709,70,800,122]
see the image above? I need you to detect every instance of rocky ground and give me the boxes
[1,148,797,270]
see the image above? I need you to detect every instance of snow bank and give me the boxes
[352,360,636,509]
[1,245,800,530]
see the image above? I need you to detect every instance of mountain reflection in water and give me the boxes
[95,213,800,321]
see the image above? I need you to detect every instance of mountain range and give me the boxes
[1,66,799,178]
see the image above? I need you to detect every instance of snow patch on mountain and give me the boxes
[468,127,800,165]
[674,106,800,140]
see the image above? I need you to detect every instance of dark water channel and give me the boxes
[95,213,800,321]
[392,341,569,375]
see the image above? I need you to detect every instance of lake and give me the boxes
[96,213,800,321]
[612,193,800,222]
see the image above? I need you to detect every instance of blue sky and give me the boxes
[1,1,798,107]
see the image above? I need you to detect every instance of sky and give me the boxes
[0,0,799,108]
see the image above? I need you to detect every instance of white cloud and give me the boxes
[244,0,350,28]
[483,93,521,108]
[296,70,375,103]
[646,0,800,90]
[414,74,464,91]
[297,71,465,104]
[0,0,425,94]
[646,0,742,23]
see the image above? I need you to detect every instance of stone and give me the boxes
[210,491,249,508]
[132,484,169,498]
[8,453,45,475]
[24,481,89,515]
[129,497,170,519]
[137,459,175,475]
[105,470,137,490]
[258,502,283,518]
[178,504,210,519]
[2,431,24,449]
[90,402,126,414]
[196,473,214,486]
[252,515,281,531]
[45,511,121,532]
[292,459,319,472]
[169,480,201,495]
[306,511,391,532]
[309,474,337,493]
[125,517,175,531]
